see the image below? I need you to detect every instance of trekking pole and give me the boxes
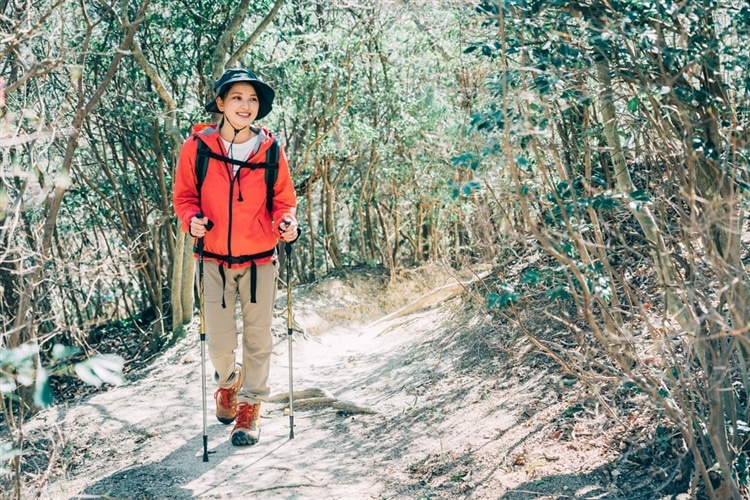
[196,213,213,462]
[285,239,295,439]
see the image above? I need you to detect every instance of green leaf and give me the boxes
[0,442,21,462]
[52,344,80,361]
[447,181,460,199]
[74,363,102,387]
[0,375,16,393]
[591,174,607,187]
[33,367,54,408]
[450,153,473,167]
[450,471,469,482]
[621,381,642,394]
[88,354,126,387]
[630,189,650,202]
[592,194,619,210]
[4,343,39,365]
[545,287,570,301]
[481,44,496,57]
[627,97,640,112]
[487,284,519,310]
[563,405,583,417]
[521,269,540,285]
[73,354,124,387]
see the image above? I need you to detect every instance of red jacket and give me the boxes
[173,124,297,267]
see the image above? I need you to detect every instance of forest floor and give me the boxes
[19,262,690,499]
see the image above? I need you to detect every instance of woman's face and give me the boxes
[216,82,260,126]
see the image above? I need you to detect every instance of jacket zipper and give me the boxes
[218,137,236,269]
[227,176,235,268]
[218,134,266,268]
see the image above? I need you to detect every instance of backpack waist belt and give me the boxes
[195,248,276,265]
[195,247,276,307]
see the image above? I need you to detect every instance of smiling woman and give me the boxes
[217,83,261,128]
[173,68,299,449]
[207,69,274,117]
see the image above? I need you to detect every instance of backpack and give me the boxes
[194,137,279,215]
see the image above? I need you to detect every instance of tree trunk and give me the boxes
[595,57,696,331]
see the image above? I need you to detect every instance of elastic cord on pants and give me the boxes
[218,265,227,309]
[216,261,259,307]
[250,261,258,304]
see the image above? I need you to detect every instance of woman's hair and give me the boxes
[218,81,258,101]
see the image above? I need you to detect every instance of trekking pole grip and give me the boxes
[195,212,214,234]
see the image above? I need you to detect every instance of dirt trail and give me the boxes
[25,266,626,499]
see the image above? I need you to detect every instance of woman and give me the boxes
[173,68,298,446]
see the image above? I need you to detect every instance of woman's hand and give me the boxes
[190,215,211,238]
[278,216,299,243]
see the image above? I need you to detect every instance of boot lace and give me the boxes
[235,403,256,429]
[215,387,237,411]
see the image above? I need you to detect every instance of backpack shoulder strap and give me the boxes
[264,139,279,215]
[195,135,279,215]
[195,138,210,195]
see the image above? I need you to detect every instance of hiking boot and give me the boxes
[231,402,261,446]
[214,365,242,424]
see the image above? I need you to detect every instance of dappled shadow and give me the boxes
[77,419,297,499]
[498,469,620,499]
[263,298,685,499]
[79,457,197,499]
[28,266,693,499]
[75,415,211,499]
[257,304,562,497]
[498,458,691,500]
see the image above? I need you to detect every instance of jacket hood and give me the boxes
[191,123,274,142]
[191,123,216,135]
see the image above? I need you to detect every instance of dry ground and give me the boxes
[19,263,681,499]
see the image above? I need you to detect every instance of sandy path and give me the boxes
[25,270,620,499]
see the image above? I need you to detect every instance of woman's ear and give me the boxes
[215,97,225,112]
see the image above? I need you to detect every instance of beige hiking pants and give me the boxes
[201,259,278,404]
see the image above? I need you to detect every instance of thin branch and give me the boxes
[226,0,286,69]
[0,128,75,147]
[210,0,251,77]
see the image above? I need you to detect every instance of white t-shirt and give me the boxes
[223,135,260,175]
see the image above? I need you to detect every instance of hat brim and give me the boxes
[204,79,275,120]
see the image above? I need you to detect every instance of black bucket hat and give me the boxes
[204,69,275,119]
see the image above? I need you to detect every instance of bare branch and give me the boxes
[0,128,75,148]
[210,0,251,78]
[226,0,285,69]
